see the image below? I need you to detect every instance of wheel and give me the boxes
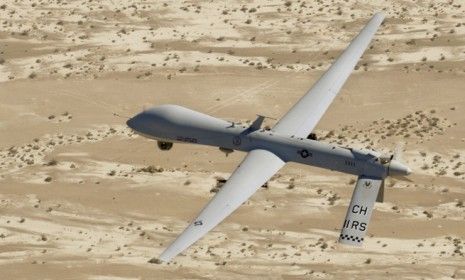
[157,141,173,150]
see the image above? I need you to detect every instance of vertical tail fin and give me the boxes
[339,176,382,246]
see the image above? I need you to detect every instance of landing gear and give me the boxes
[219,147,234,156]
[307,133,317,141]
[157,141,173,150]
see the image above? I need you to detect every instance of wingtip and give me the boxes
[158,252,173,263]
[373,11,386,21]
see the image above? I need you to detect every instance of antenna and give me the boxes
[257,114,277,121]
[250,114,276,131]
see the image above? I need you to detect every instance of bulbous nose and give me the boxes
[126,114,145,134]
[388,160,412,176]
[126,117,138,131]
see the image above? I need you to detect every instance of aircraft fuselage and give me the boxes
[127,105,410,178]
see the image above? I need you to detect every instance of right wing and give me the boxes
[339,176,382,246]
[159,149,285,262]
[273,13,385,138]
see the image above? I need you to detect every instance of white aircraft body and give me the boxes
[126,12,411,262]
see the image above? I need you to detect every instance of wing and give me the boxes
[339,176,383,246]
[273,13,385,138]
[159,149,285,262]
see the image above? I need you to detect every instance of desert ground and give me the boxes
[1,0,464,279]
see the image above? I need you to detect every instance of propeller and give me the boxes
[377,142,411,203]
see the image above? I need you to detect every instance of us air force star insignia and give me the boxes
[300,149,310,158]
[233,136,241,146]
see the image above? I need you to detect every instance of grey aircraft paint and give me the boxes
[127,104,410,179]
[125,12,412,262]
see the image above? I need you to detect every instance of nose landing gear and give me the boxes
[307,133,317,141]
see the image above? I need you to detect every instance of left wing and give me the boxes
[159,149,285,262]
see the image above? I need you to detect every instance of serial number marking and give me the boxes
[352,204,368,215]
[343,219,367,231]
[344,160,355,167]
[176,136,198,143]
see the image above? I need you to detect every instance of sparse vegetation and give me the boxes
[148,258,161,264]
[211,177,227,193]
[423,210,433,218]
[456,200,463,208]
[327,193,340,205]
[46,159,58,166]
[138,165,163,173]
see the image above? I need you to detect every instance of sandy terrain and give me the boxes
[1,0,464,279]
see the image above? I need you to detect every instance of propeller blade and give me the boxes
[393,141,405,161]
[394,175,413,182]
[376,180,384,203]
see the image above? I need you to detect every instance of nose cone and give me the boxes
[126,114,144,134]
[389,160,412,177]
[126,117,137,131]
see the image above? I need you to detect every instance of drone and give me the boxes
[127,12,411,262]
